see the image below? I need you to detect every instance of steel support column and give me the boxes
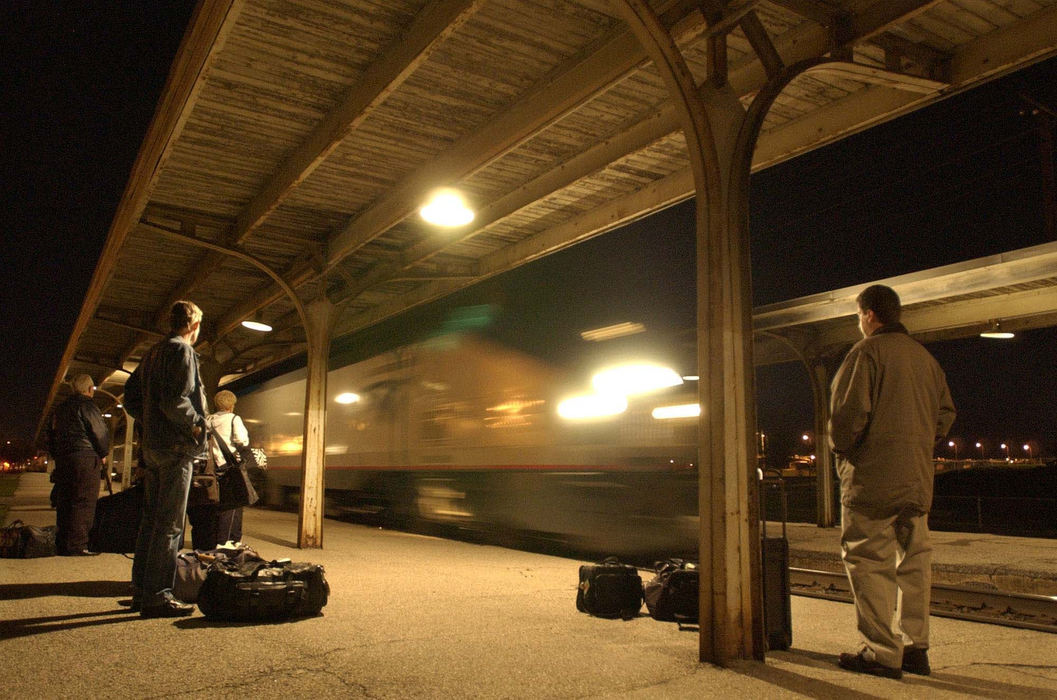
[612,0,763,664]
[297,297,335,548]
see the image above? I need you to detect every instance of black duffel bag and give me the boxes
[89,485,144,554]
[644,558,699,622]
[575,556,643,620]
[197,558,330,621]
[174,543,264,603]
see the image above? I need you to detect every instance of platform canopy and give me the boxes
[42,0,1057,422]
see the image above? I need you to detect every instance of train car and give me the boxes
[236,331,701,560]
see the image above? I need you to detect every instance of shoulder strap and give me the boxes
[207,424,239,465]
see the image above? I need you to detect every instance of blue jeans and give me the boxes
[132,448,193,606]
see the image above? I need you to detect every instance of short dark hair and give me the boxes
[856,285,901,325]
[170,300,203,333]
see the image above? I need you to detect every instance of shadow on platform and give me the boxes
[0,580,130,600]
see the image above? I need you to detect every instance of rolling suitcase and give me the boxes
[761,471,792,650]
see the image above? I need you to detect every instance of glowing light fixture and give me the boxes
[420,189,474,227]
[591,363,683,397]
[242,312,272,332]
[335,392,361,405]
[980,321,1013,339]
[557,393,627,420]
[651,403,700,420]
[580,321,645,342]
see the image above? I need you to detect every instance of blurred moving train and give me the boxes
[232,319,1057,558]
[236,329,704,561]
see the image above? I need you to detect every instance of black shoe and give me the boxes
[902,646,931,676]
[62,549,101,557]
[140,598,194,618]
[118,599,142,613]
[839,651,902,679]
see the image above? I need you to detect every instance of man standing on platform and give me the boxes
[47,373,110,556]
[829,284,956,679]
[123,300,208,617]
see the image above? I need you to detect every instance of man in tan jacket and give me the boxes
[829,285,956,679]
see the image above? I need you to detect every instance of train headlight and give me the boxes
[591,363,683,397]
[557,393,627,420]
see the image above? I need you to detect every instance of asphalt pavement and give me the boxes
[3,471,1056,698]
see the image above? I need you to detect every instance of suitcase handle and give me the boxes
[760,469,787,539]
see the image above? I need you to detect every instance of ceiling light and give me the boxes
[241,312,272,332]
[335,392,360,405]
[980,321,1014,339]
[420,189,474,227]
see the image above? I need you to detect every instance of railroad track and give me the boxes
[790,568,1057,634]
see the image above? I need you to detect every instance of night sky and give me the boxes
[1,3,1055,464]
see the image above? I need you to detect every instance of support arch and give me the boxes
[140,222,331,547]
[612,0,760,665]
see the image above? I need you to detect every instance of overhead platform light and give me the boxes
[241,312,272,332]
[980,320,1014,339]
[420,189,474,227]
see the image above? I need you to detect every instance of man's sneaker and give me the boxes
[902,646,931,676]
[838,651,902,679]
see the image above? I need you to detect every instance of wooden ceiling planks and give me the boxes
[42,0,1057,432]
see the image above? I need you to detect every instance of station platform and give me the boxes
[3,472,1057,698]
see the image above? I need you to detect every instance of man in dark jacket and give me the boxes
[830,285,956,679]
[123,300,208,617]
[47,374,110,555]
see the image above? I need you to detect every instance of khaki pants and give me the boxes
[841,506,931,668]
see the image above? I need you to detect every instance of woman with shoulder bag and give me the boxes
[187,390,251,549]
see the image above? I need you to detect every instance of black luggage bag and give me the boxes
[761,471,792,650]
[576,556,643,619]
[89,485,144,554]
[197,559,330,621]
[0,520,56,558]
[644,558,699,623]
[174,544,264,603]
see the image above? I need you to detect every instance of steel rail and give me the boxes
[790,568,1057,634]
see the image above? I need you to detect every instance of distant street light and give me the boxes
[975,441,983,458]
[1023,443,1032,458]
[1000,443,1010,460]
[948,440,958,461]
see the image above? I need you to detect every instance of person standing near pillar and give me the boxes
[123,300,208,617]
[47,373,110,556]
[829,284,956,679]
